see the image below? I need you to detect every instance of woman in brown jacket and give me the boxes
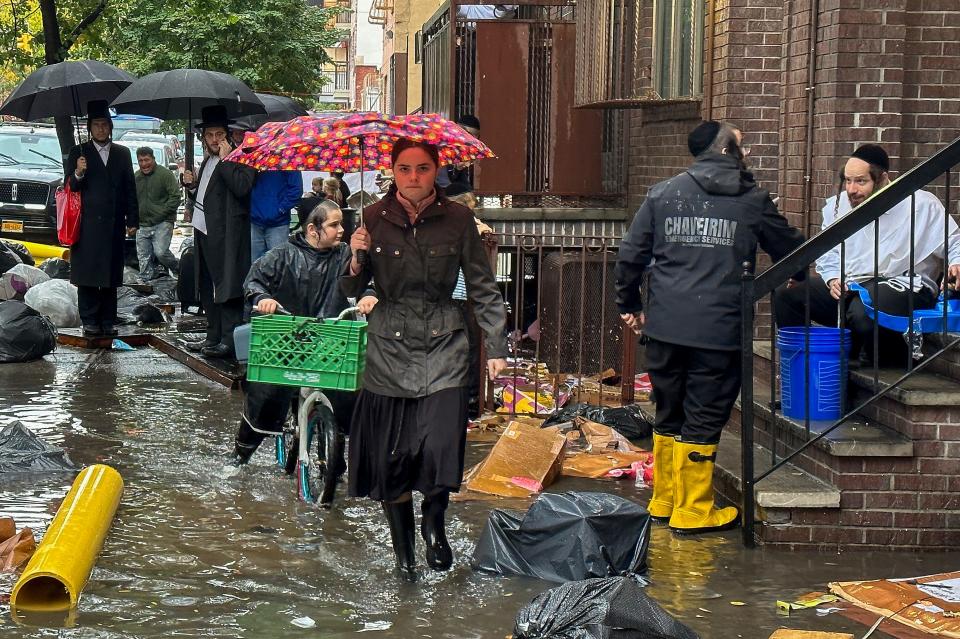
[341,139,508,580]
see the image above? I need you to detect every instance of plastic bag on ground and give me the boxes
[0,264,50,301]
[0,420,76,473]
[543,403,652,440]
[38,257,71,280]
[514,575,700,639]
[0,301,57,362]
[1,240,34,266]
[0,242,21,273]
[471,491,651,583]
[24,279,80,328]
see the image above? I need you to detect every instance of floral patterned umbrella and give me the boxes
[223,111,495,173]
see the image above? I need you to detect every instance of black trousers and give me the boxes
[77,286,117,328]
[645,338,742,445]
[774,275,936,365]
[196,236,244,350]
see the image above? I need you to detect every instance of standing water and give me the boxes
[1,346,956,638]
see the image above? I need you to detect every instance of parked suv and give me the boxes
[0,122,63,245]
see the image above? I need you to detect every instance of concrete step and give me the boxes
[733,381,914,457]
[848,367,960,405]
[714,429,841,511]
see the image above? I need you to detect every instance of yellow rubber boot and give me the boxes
[669,441,739,535]
[647,433,676,521]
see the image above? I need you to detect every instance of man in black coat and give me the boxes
[65,100,139,337]
[615,121,804,536]
[183,105,257,359]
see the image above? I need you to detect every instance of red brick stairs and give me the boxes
[711,336,960,549]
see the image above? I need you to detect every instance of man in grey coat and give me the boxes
[182,105,257,359]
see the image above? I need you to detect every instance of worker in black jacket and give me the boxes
[615,121,805,535]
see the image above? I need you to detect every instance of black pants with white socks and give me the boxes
[77,286,117,329]
[645,338,742,445]
[774,275,936,365]
[195,234,244,351]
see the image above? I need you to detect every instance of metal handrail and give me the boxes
[740,134,960,548]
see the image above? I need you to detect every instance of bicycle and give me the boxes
[241,305,363,508]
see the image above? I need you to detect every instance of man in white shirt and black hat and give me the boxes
[182,105,257,359]
[775,143,960,365]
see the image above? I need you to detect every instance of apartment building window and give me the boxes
[336,9,352,23]
[335,63,349,91]
[654,0,704,99]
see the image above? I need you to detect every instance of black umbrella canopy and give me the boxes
[109,69,266,120]
[0,60,136,121]
[232,92,309,131]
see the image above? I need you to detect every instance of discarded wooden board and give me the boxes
[148,334,244,389]
[57,327,152,349]
[769,631,854,639]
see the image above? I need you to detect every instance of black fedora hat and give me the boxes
[194,104,234,131]
[86,99,112,122]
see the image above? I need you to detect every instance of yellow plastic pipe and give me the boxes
[10,464,123,611]
[4,240,70,262]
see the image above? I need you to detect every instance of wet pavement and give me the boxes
[1,345,959,638]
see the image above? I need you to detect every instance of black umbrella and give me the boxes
[0,60,135,120]
[109,69,266,120]
[232,93,309,131]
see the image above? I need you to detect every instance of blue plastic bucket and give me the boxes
[777,327,852,421]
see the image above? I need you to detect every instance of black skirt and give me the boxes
[348,387,469,502]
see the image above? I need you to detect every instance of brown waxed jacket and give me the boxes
[341,186,507,398]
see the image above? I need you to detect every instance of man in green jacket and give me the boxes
[134,146,182,280]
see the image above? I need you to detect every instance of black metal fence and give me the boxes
[478,232,639,416]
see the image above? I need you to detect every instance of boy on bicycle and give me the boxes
[229,200,377,473]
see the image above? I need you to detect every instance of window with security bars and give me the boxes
[654,0,704,99]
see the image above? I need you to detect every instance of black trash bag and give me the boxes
[0,300,57,363]
[133,303,165,325]
[1,240,34,266]
[514,576,700,639]
[543,403,652,440]
[38,257,71,280]
[472,491,651,583]
[0,241,22,273]
[0,420,77,474]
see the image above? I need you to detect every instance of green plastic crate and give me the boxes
[246,314,367,391]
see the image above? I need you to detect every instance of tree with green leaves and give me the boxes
[92,0,344,98]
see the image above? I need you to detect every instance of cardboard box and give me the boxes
[464,421,567,498]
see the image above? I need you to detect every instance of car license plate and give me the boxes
[1,220,23,233]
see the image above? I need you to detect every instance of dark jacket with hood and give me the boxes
[65,141,139,288]
[341,185,508,398]
[244,233,354,319]
[615,152,804,350]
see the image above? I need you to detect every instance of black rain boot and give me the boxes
[228,420,265,466]
[421,491,453,571]
[382,500,418,581]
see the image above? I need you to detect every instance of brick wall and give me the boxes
[353,65,378,110]
[625,102,703,215]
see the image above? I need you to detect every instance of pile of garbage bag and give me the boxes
[514,575,700,639]
[24,279,80,328]
[1,240,33,266]
[0,301,57,362]
[0,264,49,301]
[39,257,70,280]
[544,403,652,440]
[0,420,76,473]
[472,491,650,582]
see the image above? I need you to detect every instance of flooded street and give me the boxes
[1,345,958,638]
